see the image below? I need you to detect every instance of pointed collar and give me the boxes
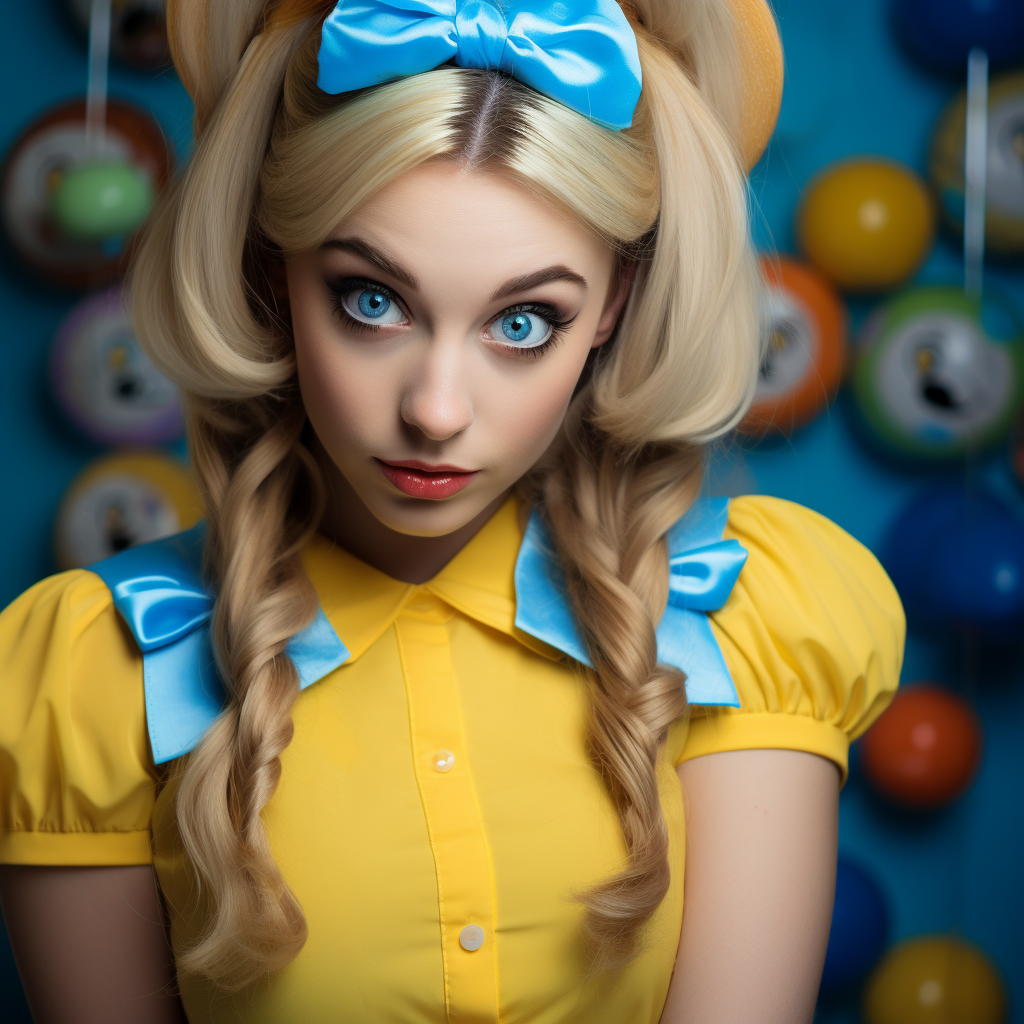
[305,493,746,707]
[302,495,527,660]
[91,494,745,764]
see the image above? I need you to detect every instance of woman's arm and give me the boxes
[660,748,839,1024]
[0,865,188,1024]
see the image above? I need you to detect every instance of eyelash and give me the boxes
[327,276,575,358]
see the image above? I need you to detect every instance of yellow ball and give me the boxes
[54,451,202,570]
[797,158,935,293]
[863,936,1007,1024]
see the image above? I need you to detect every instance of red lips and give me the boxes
[375,458,479,499]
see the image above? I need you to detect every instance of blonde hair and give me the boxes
[131,0,760,990]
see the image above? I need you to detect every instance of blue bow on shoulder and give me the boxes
[91,497,745,765]
[318,0,642,130]
[90,525,350,765]
[514,497,747,706]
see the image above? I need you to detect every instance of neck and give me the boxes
[312,439,510,584]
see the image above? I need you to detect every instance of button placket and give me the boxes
[395,595,499,1023]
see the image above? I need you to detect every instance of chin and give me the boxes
[365,488,501,538]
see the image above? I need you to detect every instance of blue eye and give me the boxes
[490,310,553,349]
[359,290,389,318]
[341,285,406,326]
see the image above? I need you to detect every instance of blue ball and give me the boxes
[819,858,889,997]
[883,487,1024,632]
[892,0,1024,75]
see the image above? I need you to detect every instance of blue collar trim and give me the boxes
[514,497,745,706]
[90,497,745,764]
[90,524,351,764]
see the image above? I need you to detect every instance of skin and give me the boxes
[0,161,839,1023]
[287,161,628,582]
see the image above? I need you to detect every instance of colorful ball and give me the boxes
[851,286,1024,461]
[860,685,982,809]
[892,0,1024,76]
[62,0,170,69]
[54,452,201,570]
[1,99,171,290]
[797,159,934,293]
[739,256,846,436]
[50,287,183,446]
[863,936,1007,1024]
[819,857,889,997]
[883,487,1024,634]
[50,160,153,240]
[930,72,1024,258]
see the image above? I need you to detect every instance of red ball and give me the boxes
[860,685,982,808]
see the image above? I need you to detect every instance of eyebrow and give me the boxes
[490,266,588,302]
[321,237,587,302]
[320,237,419,290]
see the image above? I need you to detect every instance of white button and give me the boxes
[459,925,485,951]
[432,749,455,773]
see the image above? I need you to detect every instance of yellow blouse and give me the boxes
[0,495,904,1024]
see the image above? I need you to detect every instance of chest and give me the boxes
[153,605,689,1024]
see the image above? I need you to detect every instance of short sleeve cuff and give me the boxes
[0,829,153,866]
[678,712,850,783]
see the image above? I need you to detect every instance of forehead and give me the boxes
[331,160,611,284]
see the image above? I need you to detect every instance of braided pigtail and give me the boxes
[527,423,701,968]
[171,396,324,986]
[522,6,760,967]
[131,0,332,990]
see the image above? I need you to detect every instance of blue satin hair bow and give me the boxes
[317,0,643,130]
[90,497,746,765]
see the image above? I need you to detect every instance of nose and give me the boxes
[400,341,474,441]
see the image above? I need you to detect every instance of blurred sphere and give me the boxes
[930,72,1024,258]
[851,287,1024,461]
[860,685,982,808]
[54,452,201,569]
[883,487,1024,634]
[819,857,889,997]
[1,99,170,290]
[51,160,153,240]
[797,159,934,293]
[892,0,1024,76]
[739,256,846,436]
[863,936,1006,1024]
[63,0,170,69]
[50,287,183,446]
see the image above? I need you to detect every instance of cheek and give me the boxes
[484,351,587,467]
[292,312,390,460]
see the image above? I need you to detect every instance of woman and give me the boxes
[0,1,904,1021]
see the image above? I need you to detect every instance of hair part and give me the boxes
[131,0,760,989]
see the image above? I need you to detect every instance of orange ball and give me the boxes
[740,256,847,436]
[860,685,982,808]
[797,158,935,293]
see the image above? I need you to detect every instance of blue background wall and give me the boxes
[0,0,1022,1020]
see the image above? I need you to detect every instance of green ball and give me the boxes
[852,286,1024,461]
[51,160,153,240]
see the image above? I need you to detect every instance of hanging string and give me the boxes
[84,0,113,160]
[958,44,988,980]
[963,47,988,300]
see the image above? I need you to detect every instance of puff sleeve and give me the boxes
[0,570,156,865]
[675,495,905,781]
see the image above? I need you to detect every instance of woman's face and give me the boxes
[287,160,628,538]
